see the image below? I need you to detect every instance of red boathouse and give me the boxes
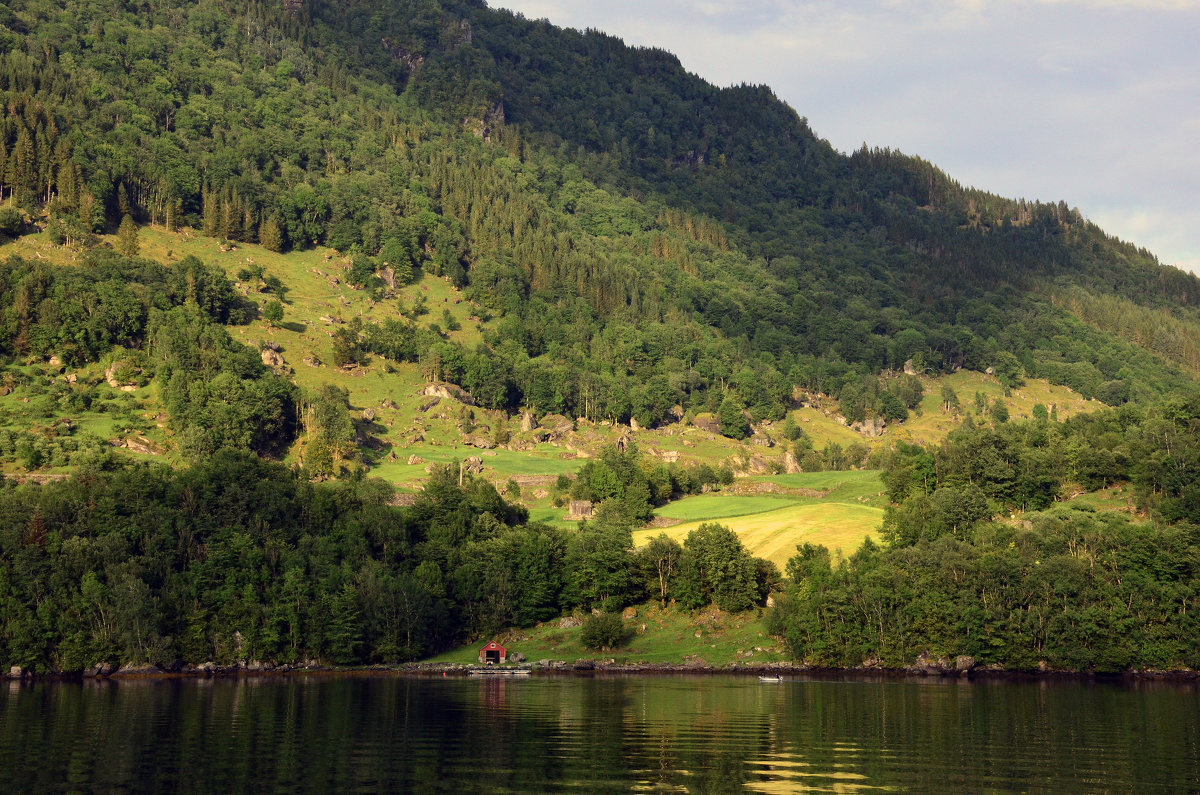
[478,642,507,664]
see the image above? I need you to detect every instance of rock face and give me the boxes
[853,416,885,438]
[420,383,475,405]
[261,348,284,367]
[462,456,485,475]
[567,500,593,519]
[783,451,803,474]
[520,411,537,432]
[467,435,496,449]
[538,414,573,440]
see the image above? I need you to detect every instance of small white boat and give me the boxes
[758,675,784,683]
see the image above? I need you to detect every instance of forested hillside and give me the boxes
[1,0,1198,675]
[1,0,1197,430]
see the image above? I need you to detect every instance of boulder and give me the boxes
[520,411,538,432]
[558,616,582,629]
[362,407,375,421]
[783,451,803,474]
[407,455,425,465]
[261,349,284,367]
[954,655,977,674]
[114,662,164,676]
[462,456,485,475]
[467,435,496,450]
[539,413,573,434]
[420,383,475,406]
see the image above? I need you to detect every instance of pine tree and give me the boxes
[259,214,284,252]
[116,214,139,257]
[201,188,219,237]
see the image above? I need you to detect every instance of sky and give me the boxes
[489,0,1200,274]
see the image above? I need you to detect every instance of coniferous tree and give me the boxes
[259,214,284,252]
[116,214,139,257]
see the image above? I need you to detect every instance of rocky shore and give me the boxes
[6,656,1198,682]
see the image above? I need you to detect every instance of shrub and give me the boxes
[580,612,626,650]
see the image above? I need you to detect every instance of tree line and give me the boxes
[0,451,773,672]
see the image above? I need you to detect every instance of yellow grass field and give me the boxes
[634,501,882,570]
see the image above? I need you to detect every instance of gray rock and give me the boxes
[954,655,976,673]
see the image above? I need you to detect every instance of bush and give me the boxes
[0,206,22,237]
[580,612,626,650]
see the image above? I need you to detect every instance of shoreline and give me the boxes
[6,659,1198,684]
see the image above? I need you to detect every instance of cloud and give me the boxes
[491,1,1200,272]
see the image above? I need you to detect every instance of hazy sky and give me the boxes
[489,0,1200,274]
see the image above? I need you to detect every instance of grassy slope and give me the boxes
[422,601,787,667]
[0,226,1108,516]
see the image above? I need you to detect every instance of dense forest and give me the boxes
[0,0,1198,674]
[0,0,1198,429]
[0,451,775,670]
[769,393,1200,673]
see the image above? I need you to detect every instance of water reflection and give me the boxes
[1,674,1198,792]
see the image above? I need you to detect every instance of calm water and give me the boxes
[2,673,1198,792]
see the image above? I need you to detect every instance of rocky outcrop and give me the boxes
[261,348,284,367]
[421,382,475,405]
[539,414,573,436]
[105,363,140,392]
[853,416,885,437]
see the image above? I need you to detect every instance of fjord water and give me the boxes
[2,675,1198,792]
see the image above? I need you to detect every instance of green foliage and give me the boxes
[580,612,627,650]
[773,510,1200,672]
[0,206,21,237]
[0,0,1186,438]
[258,215,285,253]
[674,523,772,612]
[116,215,139,257]
[262,300,284,327]
[150,306,297,459]
[718,394,750,440]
